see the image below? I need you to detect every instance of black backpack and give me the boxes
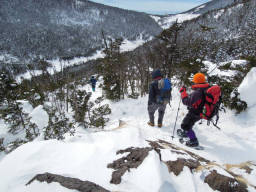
[156,78,172,105]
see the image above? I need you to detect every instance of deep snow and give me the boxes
[1,66,256,191]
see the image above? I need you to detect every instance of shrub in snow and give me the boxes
[0,138,5,152]
[25,122,40,141]
[70,90,91,127]
[0,70,41,152]
[5,139,27,153]
[207,76,247,114]
[1,101,39,137]
[0,70,18,102]
[229,89,247,114]
[207,57,256,114]
[43,107,75,140]
[27,91,45,108]
[88,96,111,129]
[128,92,139,99]
[69,88,111,129]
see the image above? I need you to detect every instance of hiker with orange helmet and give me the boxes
[177,73,210,147]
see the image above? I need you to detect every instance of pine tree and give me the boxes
[88,96,111,128]
[157,20,182,77]
[44,106,75,140]
[0,138,5,152]
[70,89,91,127]
[0,71,39,139]
[99,32,125,101]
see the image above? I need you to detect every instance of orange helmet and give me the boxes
[193,73,206,84]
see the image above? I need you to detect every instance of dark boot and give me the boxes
[177,129,188,138]
[147,122,154,127]
[185,138,199,147]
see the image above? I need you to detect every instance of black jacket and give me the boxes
[182,83,209,115]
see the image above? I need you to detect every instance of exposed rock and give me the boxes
[108,140,255,191]
[170,150,187,155]
[225,162,254,174]
[158,139,210,163]
[165,158,201,176]
[107,147,151,184]
[205,170,248,192]
[26,172,110,192]
[147,140,164,160]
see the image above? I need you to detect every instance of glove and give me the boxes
[179,86,188,99]
[179,86,186,93]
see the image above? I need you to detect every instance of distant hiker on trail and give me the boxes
[90,76,97,92]
[177,73,210,147]
[147,69,172,128]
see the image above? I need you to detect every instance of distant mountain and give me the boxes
[178,0,256,61]
[156,0,244,29]
[184,0,243,14]
[134,0,256,74]
[0,0,161,61]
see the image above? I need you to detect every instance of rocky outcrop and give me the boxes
[165,158,200,176]
[107,147,151,184]
[205,170,247,192]
[108,140,256,192]
[26,172,110,192]
[27,140,256,192]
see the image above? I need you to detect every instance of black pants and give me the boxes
[148,103,166,124]
[181,111,200,131]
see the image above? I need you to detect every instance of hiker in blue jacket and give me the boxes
[90,76,97,92]
[147,69,169,128]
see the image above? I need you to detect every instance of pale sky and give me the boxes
[89,0,211,15]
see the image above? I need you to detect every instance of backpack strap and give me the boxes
[208,119,221,130]
[208,95,225,130]
[198,88,207,115]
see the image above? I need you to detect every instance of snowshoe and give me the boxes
[185,138,199,147]
[179,138,204,150]
[177,129,188,138]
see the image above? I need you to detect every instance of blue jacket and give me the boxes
[90,78,97,86]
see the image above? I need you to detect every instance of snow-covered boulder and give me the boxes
[238,67,256,108]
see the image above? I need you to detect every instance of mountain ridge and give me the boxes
[156,0,245,29]
[0,0,161,62]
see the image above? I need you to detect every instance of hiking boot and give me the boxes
[185,138,199,147]
[147,122,154,127]
[158,124,162,128]
[177,129,188,138]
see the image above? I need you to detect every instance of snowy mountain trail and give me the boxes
[0,73,256,191]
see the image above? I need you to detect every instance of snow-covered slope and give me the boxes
[15,37,148,82]
[0,0,161,62]
[153,13,200,29]
[1,62,256,191]
[185,0,242,14]
[155,0,244,29]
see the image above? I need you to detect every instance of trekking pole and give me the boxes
[171,97,182,140]
[210,119,221,130]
